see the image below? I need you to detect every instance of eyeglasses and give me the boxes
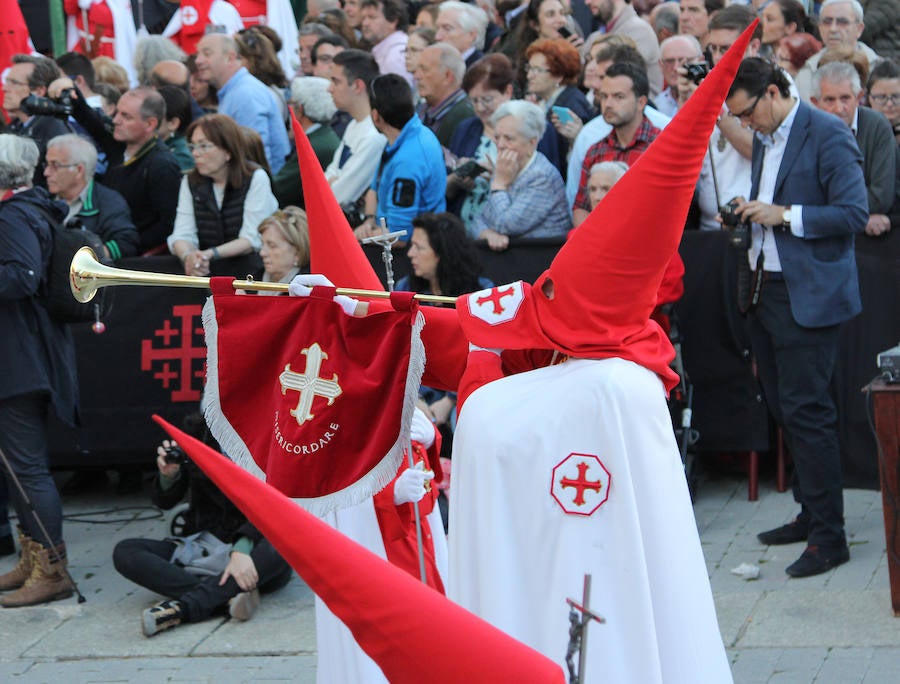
[819,16,854,27]
[471,94,496,108]
[45,161,79,171]
[525,64,550,75]
[733,91,765,120]
[661,56,699,66]
[188,142,217,154]
[869,93,900,106]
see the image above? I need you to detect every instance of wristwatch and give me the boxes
[780,206,791,232]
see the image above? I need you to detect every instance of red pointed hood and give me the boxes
[458,22,757,391]
[291,111,383,290]
[153,415,565,684]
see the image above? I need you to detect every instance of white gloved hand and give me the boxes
[393,462,435,505]
[288,273,358,315]
[410,407,436,449]
[289,273,334,297]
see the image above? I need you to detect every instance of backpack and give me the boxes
[33,205,108,324]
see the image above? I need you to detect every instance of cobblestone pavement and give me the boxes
[1,470,898,683]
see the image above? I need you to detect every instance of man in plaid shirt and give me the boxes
[572,62,661,225]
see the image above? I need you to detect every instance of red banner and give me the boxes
[203,285,424,514]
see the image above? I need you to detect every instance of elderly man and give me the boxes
[414,43,474,148]
[795,0,881,100]
[654,34,703,116]
[3,55,69,188]
[587,0,663,99]
[436,1,490,68]
[194,33,290,173]
[44,134,139,259]
[678,0,724,47]
[272,77,341,208]
[470,100,572,249]
[811,61,897,233]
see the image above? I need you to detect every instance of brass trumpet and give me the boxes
[69,247,457,304]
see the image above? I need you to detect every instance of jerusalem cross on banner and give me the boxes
[202,278,425,515]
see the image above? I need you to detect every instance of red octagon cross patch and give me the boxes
[550,453,611,516]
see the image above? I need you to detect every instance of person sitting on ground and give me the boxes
[468,99,572,250]
[167,114,277,278]
[113,423,293,637]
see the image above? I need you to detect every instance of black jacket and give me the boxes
[0,188,79,425]
[68,180,141,259]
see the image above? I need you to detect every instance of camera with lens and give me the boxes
[684,61,709,85]
[163,444,188,465]
[20,91,74,119]
[720,198,751,250]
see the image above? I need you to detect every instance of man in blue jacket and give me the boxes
[726,58,868,578]
[353,74,446,244]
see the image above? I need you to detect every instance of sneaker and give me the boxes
[228,589,260,621]
[142,600,184,637]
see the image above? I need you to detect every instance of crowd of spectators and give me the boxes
[1,0,898,607]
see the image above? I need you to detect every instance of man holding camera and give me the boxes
[3,55,70,188]
[113,431,292,636]
[725,58,868,578]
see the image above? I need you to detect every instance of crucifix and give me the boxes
[360,218,407,293]
[565,574,605,684]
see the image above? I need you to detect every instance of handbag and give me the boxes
[167,531,233,577]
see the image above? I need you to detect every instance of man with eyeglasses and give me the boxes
[655,33,703,117]
[435,1,489,69]
[44,133,139,259]
[794,0,881,100]
[3,55,70,189]
[725,57,867,578]
[310,35,348,78]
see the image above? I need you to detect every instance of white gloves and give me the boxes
[393,462,435,505]
[289,274,358,316]
[410,407,436,449]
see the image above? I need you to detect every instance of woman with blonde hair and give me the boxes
[256,207,310,292]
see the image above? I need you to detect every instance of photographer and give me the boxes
[3,55,71,188]
[677,5,761,230]
[112,426,292,637]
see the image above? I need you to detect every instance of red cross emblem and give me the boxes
[550,453,611,516]
[140,304,206,402]
[181,5,199,25]
[467,282,524,325]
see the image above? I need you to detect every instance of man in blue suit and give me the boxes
[725,58,868,578]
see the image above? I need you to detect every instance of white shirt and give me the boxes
[167,168,276,252]
[325,116,387,206]
[749,97,804,272]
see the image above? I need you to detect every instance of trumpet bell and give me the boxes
[70,246,105,303]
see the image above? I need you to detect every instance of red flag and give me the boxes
[203,280,425,514]
[153,414,565,684]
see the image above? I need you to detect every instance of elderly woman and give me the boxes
[0,134,78,608]
[867,59,900,143]
[469,100,572,250]
[524,38,594,179]
[256,206,311,291]
[447,54,560,230]
[586,160,629,210]
[168,114,278,278]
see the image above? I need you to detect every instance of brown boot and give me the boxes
[0,542,73,608]
[0,530,34,591]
